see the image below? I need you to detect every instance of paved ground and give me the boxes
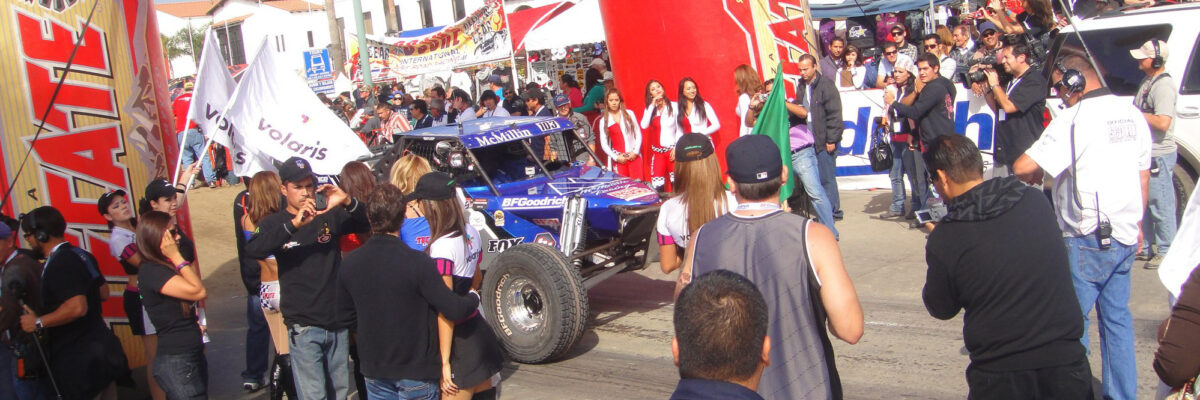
[139,185,1171,400]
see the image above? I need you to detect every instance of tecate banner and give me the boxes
[0,0,189,364]
[361,0,514,76]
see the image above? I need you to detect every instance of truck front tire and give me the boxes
[482,243,588,364]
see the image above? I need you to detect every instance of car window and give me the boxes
[1183,33,1200,95]
[1045,24,1173,96]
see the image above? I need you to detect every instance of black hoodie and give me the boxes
[924,176,1086,371]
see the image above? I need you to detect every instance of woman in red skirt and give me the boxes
[598,88,643,178]
[641,80,680,192]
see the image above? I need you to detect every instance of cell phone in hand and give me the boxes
[314,191,328,211]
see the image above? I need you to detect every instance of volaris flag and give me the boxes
[188,30,273,177]
[750,63,794,201]
[224,38,370,175]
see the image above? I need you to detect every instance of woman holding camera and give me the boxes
[137,211,209,399]
[734,65,763,138]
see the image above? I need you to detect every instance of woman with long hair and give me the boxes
[140,178,199,281]
[598,88,643,178]
[641,79,679,192]
[136,211,209,399]
[574,68,606,124]
[676,78,721,139]
[390,154,434,250]
[242,171,297,400]
[409,172,504,400]
[338,161,376,252]
[98,190,166,400]
[837,45,868,91]
[734,65,763,138]
[654,133,734,274]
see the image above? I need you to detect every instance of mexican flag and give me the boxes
[749,63,794,201]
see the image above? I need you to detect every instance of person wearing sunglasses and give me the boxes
[874,42,915,89]
[972,21,1004,62]
[922,34,958,82]
[890,25,919,61]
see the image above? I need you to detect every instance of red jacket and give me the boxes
[172,92,197,132]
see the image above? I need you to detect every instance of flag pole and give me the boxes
[500,0,520,89]
[171,28,214,187]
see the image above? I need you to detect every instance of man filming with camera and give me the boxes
[1014,54,1150,400]
[0,218,47,399]
[976,41,1048,175]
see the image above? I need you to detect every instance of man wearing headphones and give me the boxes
[1130,39,1177,269]
[18,207,131,400]
[1013,55,1151,400]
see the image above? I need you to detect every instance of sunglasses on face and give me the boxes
[925,44,938,49]
[884,51,898,55]
[984,31,998,37]
[892,31,904,36]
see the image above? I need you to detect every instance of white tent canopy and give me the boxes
[523,0,605,52]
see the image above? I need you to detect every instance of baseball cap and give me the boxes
[97,189,127,216]
[589,58,606,69]
[144,179,182,201]
[488,74,502,85]
[978,21,998,34]
[1130,40,1168,61]
[407,172,456,201]
[602,71,614,82]
[895,56,917,75]
[725,135,782,183]
[0,223,11,240]
[183,81,194,90]
[278,156,316,183]
[674,133,714,162]
[553,93,571,107]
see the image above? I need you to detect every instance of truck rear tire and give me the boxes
[1175,162,1196,224]
[482,243,588,364]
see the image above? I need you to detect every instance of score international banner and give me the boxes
[360,0,513,77]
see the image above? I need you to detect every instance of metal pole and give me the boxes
[500,1,520,89]
[353,0,373,87]
[187,18,198,68]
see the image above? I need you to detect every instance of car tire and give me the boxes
[1174,162,1196,224]
[482,243,588,364]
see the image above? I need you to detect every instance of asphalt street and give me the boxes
[140,186,1171,400]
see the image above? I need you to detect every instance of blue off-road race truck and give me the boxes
[369,116,661,363]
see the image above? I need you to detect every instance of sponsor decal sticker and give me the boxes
[533,233,556,247]
[487,237,523,252]
[606,186,656,201]
[500,197,568,210]
[493,210,506,226]
[531,218,561,230]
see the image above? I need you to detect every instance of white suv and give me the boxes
[1044,3,1200,222]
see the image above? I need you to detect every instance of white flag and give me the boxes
[224,38,370,175]
[189,30,274,177]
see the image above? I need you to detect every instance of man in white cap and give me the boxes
[589,58,608,74]
[1130,39,1177,269]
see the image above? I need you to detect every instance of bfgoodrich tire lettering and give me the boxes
[482,243,588,364]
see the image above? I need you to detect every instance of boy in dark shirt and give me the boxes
[245,157,368,400]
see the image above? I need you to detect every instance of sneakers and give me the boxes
[1145,254,1166,270]
[1136,253,1153,262]
[880,210,904,219]
[243,380,263,393]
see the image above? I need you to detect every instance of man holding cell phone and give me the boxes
[245,156,369,400]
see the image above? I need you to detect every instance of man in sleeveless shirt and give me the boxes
[677,135,863,400]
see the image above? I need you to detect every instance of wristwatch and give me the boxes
[35,317,43,330]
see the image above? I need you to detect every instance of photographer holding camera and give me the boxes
[0,218,48,399]
[975,41,1048,175]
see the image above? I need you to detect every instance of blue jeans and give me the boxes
[243,294,270,383]
[288,324,349,400]
[1142,152,1177,255]
[152,350,209,400]
[365,378,438,400]
[888,142,922,213]
[0,346,50,400]
[903,144,932,210]
[1064,235,1137,400]
[816,147,842,218]
[177,129,215,182]
[791,147,838,239]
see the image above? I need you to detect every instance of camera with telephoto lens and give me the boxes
[966,56,998,83]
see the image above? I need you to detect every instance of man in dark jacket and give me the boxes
[0,219,47,399]
[337,184,479,399]
[791,54,845,221]
[245,157,369,400]
[886,53,956,212]
[922,135,1093,398]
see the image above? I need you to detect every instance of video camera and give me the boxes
[965,55,998,83]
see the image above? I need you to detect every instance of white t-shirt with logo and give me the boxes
[1025,91,1151,245]
[107,226,136,261]
[429,224,483,278]
[655,191,737,249]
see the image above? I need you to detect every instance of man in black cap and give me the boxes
[245,156,369,400]
[677,135,863,400]
[0,217,47,399]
